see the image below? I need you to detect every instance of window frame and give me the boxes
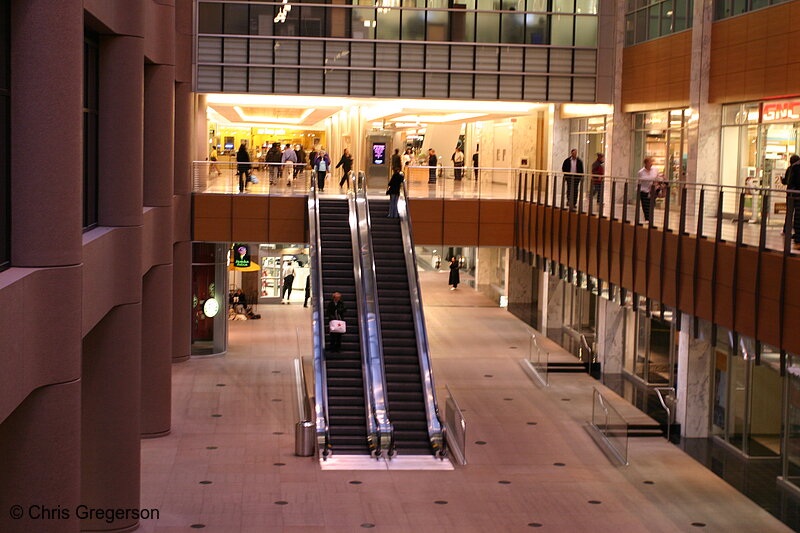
[0,0,10,270]
[83,31,99,231]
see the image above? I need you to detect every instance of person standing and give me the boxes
[295,144,307,180]
[402,148,414,172]
[325,292,347,352]
[561,148,584,209]
[452,146,465,180]
[637,157,660,223]
[303,276,311,308]
[786,155,800,249]
[391,148,402,174]
[281,261,295,303]
[590,152,605,208]
[281,143,297,184]
[266,142,282,184]
[472,150,479,180]
[387,170,404,218]
[314,149,331,191]
[236,142,250,193]
[336,148,353,189]
[448,256,460,290]
[427,148,438,184]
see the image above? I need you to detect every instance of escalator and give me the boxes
[367,198,444,455]
[315,198,370,454]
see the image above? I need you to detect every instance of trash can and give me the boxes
[295,421,315,457]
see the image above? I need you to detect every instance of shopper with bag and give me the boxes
[236,142,250,193]
[314,150,331,191]
[326,291,347,352]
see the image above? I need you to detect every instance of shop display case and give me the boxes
[260,256,281,299]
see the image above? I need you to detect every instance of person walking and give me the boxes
[637,157,660,223]
[303,275,311,308]
[391,148,402,174]
[472,150,479,180]
[281,261,295,303]
[209,145,220,175]
[314,149,331,191]
[786,155,800,249]
[561,148,584,209]
[325,292,346,352]
[281,143,297,185]
[448,256,460,290]
[590,152,605,208]
[427,149,438,184]
[266,142,282,184]
[236,142,250,193]
[336,148,353,189]
[452,146,465,180]
[387,170,404,218]
[295,144,307,180]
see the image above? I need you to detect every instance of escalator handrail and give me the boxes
[346,190,382,456]
[397,179,447,457]
[307,183,331,457]
[355,173,394,456]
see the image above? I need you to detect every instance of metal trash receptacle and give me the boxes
[295,421,315,457]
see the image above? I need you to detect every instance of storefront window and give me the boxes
[626,299,676,385]
[720,100,800,193]
[569,116,607,166]
[632,109,688,184]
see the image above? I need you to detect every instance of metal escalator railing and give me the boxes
[353,174,394,456]
[346,188,384,457]
[307,182,331,457]
[397,178,447,457]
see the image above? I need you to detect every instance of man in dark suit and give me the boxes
[786,155,800,249]
[561,148,584,209]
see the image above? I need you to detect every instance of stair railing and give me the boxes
[307,180,332,457]
[353,172,394,456]
[397,178,447,457]
[346,185,384,457]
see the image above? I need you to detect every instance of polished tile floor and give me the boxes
[139,272,792,532]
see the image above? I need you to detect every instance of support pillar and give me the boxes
[0,382,81,533]
[607,0,632,180]
[81,304,142,533]
[141,265,173,437]
[10,0,83,266]
[99,35,145,227]
[172,241,192,363]
[676,314,713,438]
[596,298,625,374]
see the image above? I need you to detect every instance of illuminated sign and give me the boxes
[762,100,800,122]
[372,143,386,165]
[233,244,251,268]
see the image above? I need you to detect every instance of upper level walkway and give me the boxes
[139,271,789,532]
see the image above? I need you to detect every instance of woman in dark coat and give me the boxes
[336,148,354,188]
[448,257,460,290]
[386,171,404,218]
[325,291,347,351]
[236,142,250,193]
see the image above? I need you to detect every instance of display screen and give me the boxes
[372,143,386,165]
[224,142,234,150]
[233,243,251,268]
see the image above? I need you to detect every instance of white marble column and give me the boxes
[596,298,625,374]
[676,314,713,438]
[544,272,563,340]
[549,105,571,171]
[607,0,632,182]
[687,0,721,187]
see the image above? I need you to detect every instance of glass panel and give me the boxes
[712,341,729,436]
[647,5,660,40]
[646,315,672,384]
[575,0,598,14]
[728,351,747,451]
[748,348,782,457]
[527,0,547,10]
[526,14,549,44]
[787,354,800,483]
[223,4,249,34]
[249,6,274,36]
[553,0,575,13]
[376,7,401,40]
[450,0,474,42]
[660,0,673,35]
[501,0,525,43]
[674,0,688,31]
[401,8,426,40]
[199,3,223,34]
[299,4,326,37]
[427,0,450,41]
[550,14,574,46]
[574,15,597,46]
[635,310,648,380]
[751,0,769,8]
[476,0,500,43]
[625,14,635,46]
[634,9,647,43]
[352,8,376,39]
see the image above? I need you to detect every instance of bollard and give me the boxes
[295,421,315,457]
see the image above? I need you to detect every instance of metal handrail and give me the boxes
[579,333,594,364]
[307,179,331,457]
[293,356,312,424]
[354,172,394,456]
[398,178,447,457]
[444,384,467,465]
[590,388,629,466]
[346,190,382,456]
[654,386,675,442]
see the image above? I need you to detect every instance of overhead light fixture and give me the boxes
[233,106,315,124]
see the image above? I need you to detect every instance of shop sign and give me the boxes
[762,99,800,122]
[233,244,251,268]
